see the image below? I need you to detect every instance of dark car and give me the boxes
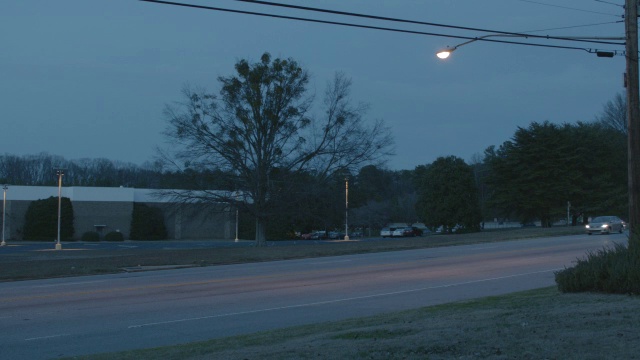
[402,227,423,237]
[310,231,328,240]
[586,216,625,235]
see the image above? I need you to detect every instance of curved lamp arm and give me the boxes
[436,34,624,59]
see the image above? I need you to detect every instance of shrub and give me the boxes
[129,203,167,240]
[104,231,124,242]
[23,196,75,241]
[81,231,100,242]
[555,243,640,294]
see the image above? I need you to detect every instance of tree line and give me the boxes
[0,50,626,241]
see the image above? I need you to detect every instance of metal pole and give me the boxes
[235,208,239,242]
[626,0,640,252]
[234,191,239,242]
[55,169,63,250]
[1,185,7,246]
[344,178,349,241]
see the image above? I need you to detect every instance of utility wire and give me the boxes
[523,21,624,34]
[594,0,624,7]
[512,0,622,17]
[138,0,624,54]
[225,0,623,45]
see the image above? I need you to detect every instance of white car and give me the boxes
[391,228,405,237]
[380,227,392,238]
[586,216,625,235]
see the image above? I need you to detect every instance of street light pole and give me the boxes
[234,191,239,242]
[625,0,640,252]
[1,184,7,247]
[55,169,64,251]
[344,177,349,241]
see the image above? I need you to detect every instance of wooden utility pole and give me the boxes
[626,0,640,252]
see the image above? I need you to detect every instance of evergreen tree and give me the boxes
[415,156,482,233]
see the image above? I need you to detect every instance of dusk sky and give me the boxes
[0,0,627,171]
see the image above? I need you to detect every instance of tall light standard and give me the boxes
[1,184,7,247]
[234,191,240,242]
[344,177,349,241]
[55,169,65,251]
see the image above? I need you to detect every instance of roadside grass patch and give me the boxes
[331,328,416,340]
[65,287,640,360]
[555,243,640,294]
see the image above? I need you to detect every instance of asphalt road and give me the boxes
[0,233,621,359]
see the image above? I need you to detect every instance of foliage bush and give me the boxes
[81,231,100,242]
[23,196,75,241]
[104,231,124,242]
[555,243,640,294]
[130,203,167,240]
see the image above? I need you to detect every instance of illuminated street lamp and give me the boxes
[436,34,624,60]
[1,184,7,247]
[55,169,65,251]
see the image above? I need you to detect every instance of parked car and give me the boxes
[380,227,393,238]
[402,227,423,237]
[392,228,405,237]
[586,216,625,235]
[310,231,328,240]
[328,231,344,239]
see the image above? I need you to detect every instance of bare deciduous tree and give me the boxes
[160,53,393,245]
[596,92,627,134]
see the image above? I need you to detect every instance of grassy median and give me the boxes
[66,286,640,360]
[0,227,584,282]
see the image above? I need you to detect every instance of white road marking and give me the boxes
[32,280,108,288]
[25,334,70,341]
[128,268,560,329]
[307,259,352,265]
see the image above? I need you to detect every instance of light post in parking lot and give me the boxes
[234,190,240,242]
[1,184,7,247]
[55,169,65,250]
[344,177,349,241]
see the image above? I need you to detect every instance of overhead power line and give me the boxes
[138,0,625,55]
[593,0,624,7]
[522,21,624,33]
[225,0,623,45]
[513,0,622,17]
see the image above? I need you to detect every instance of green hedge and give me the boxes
[129,203,167,240]
[23,196,75,241]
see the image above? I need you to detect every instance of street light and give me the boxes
[344,177,349,241]
[234,191,240,242]
[1,184,7,247]
[55,169,65,251]
[436,34,624,60]
[436,2,639,251]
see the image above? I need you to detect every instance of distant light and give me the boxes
[436,51,451,59]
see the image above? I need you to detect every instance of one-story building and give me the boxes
[1,186,234,240]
